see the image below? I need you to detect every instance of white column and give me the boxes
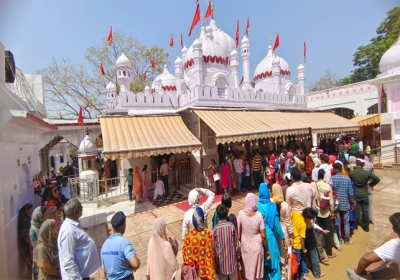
[230,49,239,88]
[241,36,251,89]
[297,62,305,95]
[312,132,318,148]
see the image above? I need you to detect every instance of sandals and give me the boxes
[328,253,337,258]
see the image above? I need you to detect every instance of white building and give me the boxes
[100,17,357,177]
[0,42,57,278]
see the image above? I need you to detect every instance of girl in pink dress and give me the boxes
[142,165,149,199]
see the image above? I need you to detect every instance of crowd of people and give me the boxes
[17,136,400,280]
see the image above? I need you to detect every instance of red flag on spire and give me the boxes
[77,106,83,125]
[204,1,212,19]
[151,59,155,69]
[99,63,105,75]
[180,33,184,48]
[235,20,239,48]
[246,17,250,36]
[107,26,113,45]
[304,42,307,63]
[189,4,200,37]
[170,33,174,48]
[143,72,146,80]
[240,76,244,85]
[273,33,280,52]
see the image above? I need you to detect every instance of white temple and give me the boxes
[105,18,307,114]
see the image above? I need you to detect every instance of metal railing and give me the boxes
[177,168,210,190]
[370,140,400,164]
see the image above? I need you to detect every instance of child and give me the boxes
[291,211,307,280]
[302,208,326,279]
[244,159,251,191]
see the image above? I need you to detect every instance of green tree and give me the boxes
[346,6,400,83]
[37,31,169,118]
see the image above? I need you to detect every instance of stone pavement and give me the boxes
[87,169,400,280]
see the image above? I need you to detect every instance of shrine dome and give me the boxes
[152,65,177,92]
[379,35,400,76]
[78,134,97,156]
[253,45,291,83]
[106,81,116,92]
[209,19,236,58]
[116,53,131,69]
[184,27,228,70]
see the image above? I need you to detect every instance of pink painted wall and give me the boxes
[390,85,400,113]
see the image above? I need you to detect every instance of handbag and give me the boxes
[212,173,221,182]
[319,191,330,209]
[332,190,340,213]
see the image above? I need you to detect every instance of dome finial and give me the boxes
[196,33,198,39]
[269,36,272,46]
[202,14,204,27]
[211,1,214,19]
[300,59,302,64]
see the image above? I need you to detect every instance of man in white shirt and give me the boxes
[58,199,101,279]
[234,154,243,193]
[347,212,400,279]
[152,176,165,202]
[182,188,215,240]
[319,155,332,185]
[61,177,75,201]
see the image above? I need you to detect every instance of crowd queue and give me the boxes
[17,137,400,280]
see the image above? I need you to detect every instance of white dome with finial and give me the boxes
[209,19,236,57]
[78,133,97,156]
[151,65,177,92]
[254,44,291,83]
[379,35,400,76]
[116,53,131,69]
[106,81,116,92]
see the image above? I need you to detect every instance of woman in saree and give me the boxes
[134,166,143,203]
[34,219,60,279]
[258,183,285,280]
[29,206,48,280]
[147,218,179,279]
[238,193,269,280]
[182,207,216,280]
[270,183,293,280]
[18,203,34,270]
[142,165,149,200]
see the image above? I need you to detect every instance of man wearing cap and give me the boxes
[349,160,380,232]
[101,211,140,280]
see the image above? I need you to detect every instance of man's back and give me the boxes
[101,233,135,280]
[332,173,353,211]
[213,220,238,275]
[349,168,380,198]
[286,181,315,213]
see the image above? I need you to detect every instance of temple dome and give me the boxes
[151,65,177,92]
[106,81,116,92]
[116,53,131,69]
[379,35,400,76]
[209,19,236,57]
[254,45,291,83]
[78,134,97,156]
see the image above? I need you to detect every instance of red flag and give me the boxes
[180,33,184,48]
[99,63,105,75]
[189,4,200,37]
[107,26,113,45]
[240,76,244,85]
[170,33,174,48]
[304,42,307,63]
[246,17,250,36]
[143,72,146,80]
[77,106,83,125]
[204,1,212,19]
[151,59,155,69]
[381,86,386,102]
[273,33,280,52]
[235,20,239,48]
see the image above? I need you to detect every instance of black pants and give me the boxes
[162,175,169,195]
[244,176,251,190]
[316,216,334,256]
[355,196,370,230]
[253,171,261,190]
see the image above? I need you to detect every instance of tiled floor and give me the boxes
[88,169,400,280]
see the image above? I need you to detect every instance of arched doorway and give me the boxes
[334,107,354,119]
[367,103,379,115]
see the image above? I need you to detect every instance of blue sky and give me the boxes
[0,0,398,85]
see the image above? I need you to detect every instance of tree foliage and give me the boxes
[308,70,340,92]
[37,31,169,118]
[343,6,400,84]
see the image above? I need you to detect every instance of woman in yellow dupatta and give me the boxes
[133,166,143,203]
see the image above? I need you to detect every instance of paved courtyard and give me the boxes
[88,169,400,280]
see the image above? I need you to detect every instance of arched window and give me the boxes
[334,107,354,119]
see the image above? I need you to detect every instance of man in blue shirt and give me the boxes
[101,211,141,280]
[332,163,354,244]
